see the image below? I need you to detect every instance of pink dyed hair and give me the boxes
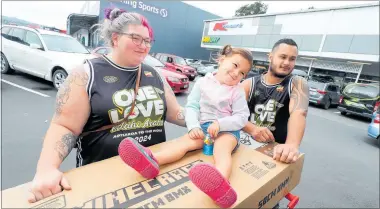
[140,15,154,40]
[103,7,154,40]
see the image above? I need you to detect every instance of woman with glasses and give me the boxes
[27,7,195,203]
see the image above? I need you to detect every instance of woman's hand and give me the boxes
[27,167,71,203]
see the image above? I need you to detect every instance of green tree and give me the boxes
[235,1,268,16]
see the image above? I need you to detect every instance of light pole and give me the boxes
[299,57,318,77]
[347,61,371,83]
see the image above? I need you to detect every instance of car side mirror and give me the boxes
[30,43,43,51]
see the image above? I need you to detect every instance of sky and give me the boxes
[1,1,378,30]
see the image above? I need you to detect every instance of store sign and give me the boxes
[202,36,220,43]
[213,22,244,31]
[120,1,168,18]
[208,18,254,36]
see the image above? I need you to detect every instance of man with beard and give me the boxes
[241,38,309,208]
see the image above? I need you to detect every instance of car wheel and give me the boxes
[53,69,68,90]
[1,53,14,74]
[377,136,380,147]
[340,111,347,116]
[189,76,195,81]
[324,99,331,109]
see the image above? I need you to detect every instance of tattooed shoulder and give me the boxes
[55,132,78,161]
[290,76,309,115]
[55,69,89,117]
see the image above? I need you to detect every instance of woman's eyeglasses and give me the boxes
[121,33,154,48]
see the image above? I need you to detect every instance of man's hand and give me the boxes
[273,144,299,163]
[207,121,220,138]
[189,128,204,140]
[252,127,275,143]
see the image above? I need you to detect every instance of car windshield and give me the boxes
[186,59,197,64]
[144,55,165,67]
[343,84,379,98]
[41,34,89,54]
[310,75,334,83]
[174,57,188,65]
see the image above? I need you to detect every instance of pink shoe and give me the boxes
[189,163,237,208]
[118,137,159,179]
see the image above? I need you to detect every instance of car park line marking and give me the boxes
[1,79,50,98]
[334,112,340,114]
[308,111,367,131]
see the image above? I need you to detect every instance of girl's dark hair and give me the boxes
[217,45,253,68]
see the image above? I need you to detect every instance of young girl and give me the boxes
[118,45,253,208]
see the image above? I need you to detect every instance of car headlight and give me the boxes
[167,76,180,82]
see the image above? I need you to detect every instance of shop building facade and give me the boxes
[67,0,220,60]
[201,2,379,83]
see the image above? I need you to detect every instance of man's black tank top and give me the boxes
[247,74,294,144]
[76,56,167,167]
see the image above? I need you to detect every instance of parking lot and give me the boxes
[1,72,379,208]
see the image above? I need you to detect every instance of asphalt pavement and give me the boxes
[1,72,379,208]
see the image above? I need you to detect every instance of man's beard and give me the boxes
[269,64,291,78]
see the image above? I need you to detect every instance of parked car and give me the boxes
[338,83,380,119]
[308,80,341,109]
[246,66,266,79]
[368,108,380,146]
[197,64,218,76]
[184,58,198,66]
[155,53,197,81]
[1,25,94,89]
[188,59,216,71]
[143,54,189,94]
[292,69,308,79]
[91,47,111,57]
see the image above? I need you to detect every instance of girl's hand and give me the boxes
[189,128,205,140]
[207,121,220,138]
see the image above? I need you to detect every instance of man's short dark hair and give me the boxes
[271,38,298,52]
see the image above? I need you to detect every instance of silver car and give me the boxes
[197,64,218,76]
[309,80,341,109]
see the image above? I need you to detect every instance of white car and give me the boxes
[1,25,95,89]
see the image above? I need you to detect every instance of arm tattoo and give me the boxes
[176,107,185,120]
[290,77,309,115]
[55,71,88,117]
[55,132,77,161]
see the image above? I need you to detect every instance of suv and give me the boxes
[308,75,341,109]
[338,83,380,119]
[1,25,94,89]
[155,53,197,81]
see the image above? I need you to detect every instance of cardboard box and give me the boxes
[1,141,304,208]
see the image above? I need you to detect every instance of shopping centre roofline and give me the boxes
[203,2,379,22]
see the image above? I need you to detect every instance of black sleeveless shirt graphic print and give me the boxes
[76,56,167,167]
[247,74,294,144]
